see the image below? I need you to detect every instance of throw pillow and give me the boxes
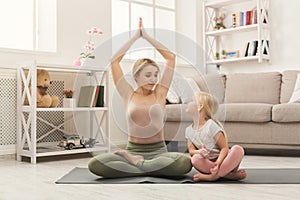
[166,89,180,104]
[172,77,201,104]
[288,74,300,103]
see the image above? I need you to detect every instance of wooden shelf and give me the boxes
[203,0,270,70]
[206,55,269,65]
[20,145,108,157]
[205,0,255,8]
[18,62,108,73]
[22,106,108,112]
[206,24,269,36]
[17,62,110,164]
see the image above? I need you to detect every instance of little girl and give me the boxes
[185,92,247,182]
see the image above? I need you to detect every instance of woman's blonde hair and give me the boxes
[194,91,227,141]
[132,58,160,79]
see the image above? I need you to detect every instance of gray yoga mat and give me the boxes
[55,167,300,184]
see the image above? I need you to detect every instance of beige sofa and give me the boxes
[164,70,300,151]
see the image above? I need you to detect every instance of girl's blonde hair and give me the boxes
[132,58,160,79]
[194,92,228,141]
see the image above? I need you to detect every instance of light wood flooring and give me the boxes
[0,154,300,200]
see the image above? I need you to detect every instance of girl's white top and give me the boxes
[185,119,223,160]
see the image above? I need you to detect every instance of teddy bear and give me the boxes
[214,14,226,30]
[36,69,59,108]
[24,69,59,108]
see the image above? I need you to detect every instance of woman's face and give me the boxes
[135,65,159,90]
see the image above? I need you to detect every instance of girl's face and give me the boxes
[185,97,199,116]
[135,65,159,91]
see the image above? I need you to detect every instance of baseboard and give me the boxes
[229,143,300,150]
[0,154,16,160]
[244,148,300,157]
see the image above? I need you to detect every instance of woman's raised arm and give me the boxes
[110,28,141,101]
[140,18,176,99]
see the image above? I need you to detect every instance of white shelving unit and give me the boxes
[203,0,270,70]
[17,61,110,164]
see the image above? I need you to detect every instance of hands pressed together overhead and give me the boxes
[135,17,148,39]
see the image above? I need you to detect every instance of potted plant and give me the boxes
[215,52,220,60]
[63,89,75,107]
[73,27,103,66]
[221,50,226,59]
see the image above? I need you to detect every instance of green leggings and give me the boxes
[88,141,192,178]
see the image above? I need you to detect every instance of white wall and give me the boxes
[3,0,299,147]
[0,0,111,69]
[198,0,300,74]
[1,0,299,72]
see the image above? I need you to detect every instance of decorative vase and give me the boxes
[73,59,81,66]
[80,58,87,66]
[63,98,76,108]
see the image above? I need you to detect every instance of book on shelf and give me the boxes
[92,86,100,107]
[232,13,236,28]
[77,85,97,107]
[232,9,258,28]
[263,40,269,55]
[243,42,250,57]
[245,40,257,57]
[243,40,269,57]
[93,85,105,107]
[252,40,259,56]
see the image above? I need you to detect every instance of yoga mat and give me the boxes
[55,167,300,184]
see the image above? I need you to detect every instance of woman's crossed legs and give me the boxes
[88,151,191,178]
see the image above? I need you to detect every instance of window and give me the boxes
[112,0,175,61]
[0,0,57,52]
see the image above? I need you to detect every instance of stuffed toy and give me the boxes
[24,69,59,108]
[214,14,226,30]
[36,69,59,108]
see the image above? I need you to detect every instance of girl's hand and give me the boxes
[198,146,210,158]
[213,161,221,168]
[210,163,219,176]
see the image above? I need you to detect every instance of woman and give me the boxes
[88,18,192,178]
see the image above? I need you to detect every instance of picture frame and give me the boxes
[226,50,239,59]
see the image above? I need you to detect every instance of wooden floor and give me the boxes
[0,154,300,200]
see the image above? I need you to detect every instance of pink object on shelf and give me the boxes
[73,59,81,66]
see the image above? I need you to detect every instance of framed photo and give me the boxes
[226,50,239,59]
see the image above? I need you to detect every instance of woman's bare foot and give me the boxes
[224,169,247,180]
[114,150,144,166]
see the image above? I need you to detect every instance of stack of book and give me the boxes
[243,40,269,57]
[232,9,257,27]
[77,85,104,107]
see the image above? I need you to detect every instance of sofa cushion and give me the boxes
[217,103,273,122]
[272,103,300,122]
[288,74,300,103]
[280,70,300,103]
[172,77,200,104]
[191,73,225,104]
[166,104,192,122]
[225,72,281,104]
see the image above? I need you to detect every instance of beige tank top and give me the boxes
[126,101,166,139]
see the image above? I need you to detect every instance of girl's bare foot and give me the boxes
[114,150,144,166]
[224,169,247,180]
[193,171,220,182]
[193,173,205,182]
